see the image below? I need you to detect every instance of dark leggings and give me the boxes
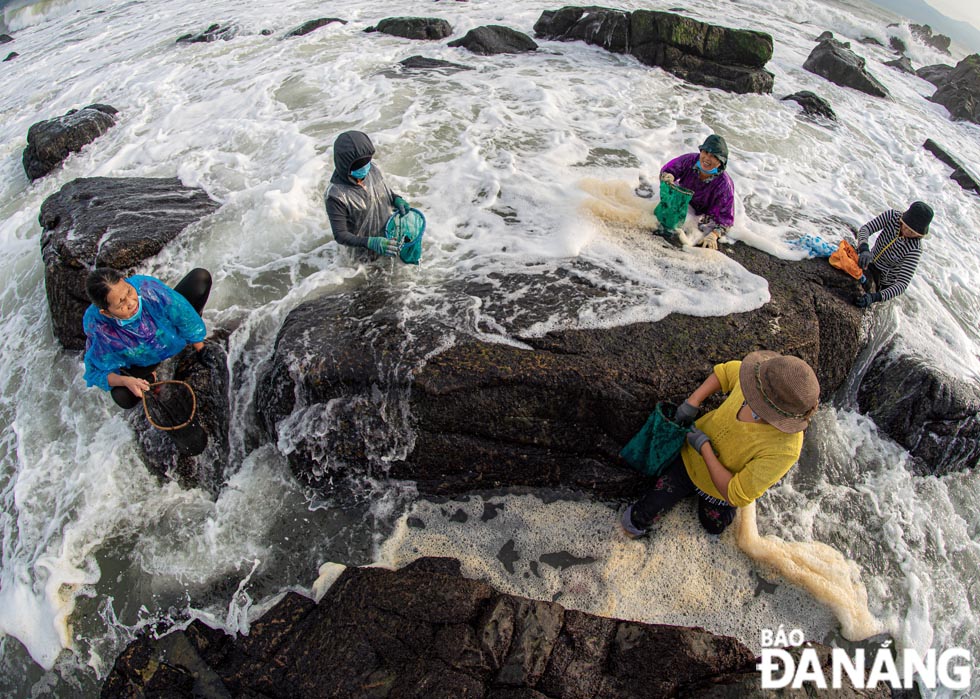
[111,269,212,409]
[629,453,737,535]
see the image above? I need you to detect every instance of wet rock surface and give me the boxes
[38,177,220,350]
[782,90,837,121]
[929,53,980,124]
[176,23,238,43]
[375,17,453,40]
[803,38,888,98]
[283,18,347,38]
[448,25,539,55]
[923,139,980,195]
[397,55,473,72]
[22,103,118,181]
[915,63,953,86]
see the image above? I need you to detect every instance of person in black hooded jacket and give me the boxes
[324,130,409,256]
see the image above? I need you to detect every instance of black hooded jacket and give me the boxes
[324,131,398,248]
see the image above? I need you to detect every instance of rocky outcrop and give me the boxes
[374,17,453,40]
[929,54,980,124]
[0,33,12,44]
[803,38,889,98]
[129,341,231,495]
[889,36,907,54]
[22,104,118,181]
[38,177,221,350]
[533,7,774,95]
[398,55,473,72]
[782,91,837,121]
[283,18,346,38]
[448,25,538,55]
[256,243,866,496]
[176,23,238,43]
[910,23,951,54]
[916,63,953,86]
[858,343,980,474]
[101,558,758,698]
[884,55,914,74]
[923,139,980,195]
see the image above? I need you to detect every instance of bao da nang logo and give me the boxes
[757,627,972,691]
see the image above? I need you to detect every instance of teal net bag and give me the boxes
[653,181,693,232]
[619,402,690,477]
[385,208,425,265]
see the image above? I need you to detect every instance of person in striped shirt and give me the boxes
[855,201,933,307]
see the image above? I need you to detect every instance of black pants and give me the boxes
[629,453,737,535]
[111,269,212,409]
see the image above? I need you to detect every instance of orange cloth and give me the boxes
[829,240,863,280]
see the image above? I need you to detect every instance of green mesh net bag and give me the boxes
[385,208,426,265]
[619,402,690,477]
[654,181,693,232]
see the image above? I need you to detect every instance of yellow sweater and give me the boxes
[682,360,803,507]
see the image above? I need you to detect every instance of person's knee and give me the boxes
[111,387,140,410]
[698,504,735,535]
[188,268,212,292]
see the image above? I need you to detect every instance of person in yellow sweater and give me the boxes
[620,351,820,537]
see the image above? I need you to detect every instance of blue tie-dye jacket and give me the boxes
[83,275,207,391]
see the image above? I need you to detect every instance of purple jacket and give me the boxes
[661,152,735,227]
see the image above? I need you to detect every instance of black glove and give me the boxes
[674,401,699,427]
[687,428,711,453]
[855,292,882,308]
[857,243,872,269]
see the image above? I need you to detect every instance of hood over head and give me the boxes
[332,131,376,179]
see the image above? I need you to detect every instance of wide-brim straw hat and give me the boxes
[739,350,820,433]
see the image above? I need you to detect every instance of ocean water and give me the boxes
[0,0,978,696]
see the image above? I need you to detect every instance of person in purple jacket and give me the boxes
[659,134,735,250]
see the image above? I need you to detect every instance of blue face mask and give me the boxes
[114,295,143,327]
[350,162,371,180]
[696,159,719,175]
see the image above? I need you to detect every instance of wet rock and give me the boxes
[0,33,13,43]
[803,38,888,98]
[256,243,865,496]
[103,560,759,698]
[916,63,954,86]
[889,36,907,54]
[375,17,453,40]
[534,7,774,95]
[857,343,980,474]
[129,341,231,495]
[885,55,914,74]
[38,177,221,349]
[910,23,951,54]
[929,53,980,124]
[176,23,238,43]
[398,55,473,72]
[4,51,17,62]
[448,25,538,55]
[816,30,834,42]
[859,36,883,47]
[923,139,980,195]
[782,90,837,121]
[22,104,118,181]
[283,17,346,38]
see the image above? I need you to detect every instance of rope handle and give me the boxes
[142,380,197,431]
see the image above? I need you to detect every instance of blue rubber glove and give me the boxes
[855,291,882,308]
[674,401,699,427]
[367,237,398,257]
[857,243,872,269]
[687,428,711,454]
[394,196,410,216]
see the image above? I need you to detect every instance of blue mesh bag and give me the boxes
[619,402,689,477]
[385,208,425,265]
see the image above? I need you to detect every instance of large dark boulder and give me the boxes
[533,7,774,94]
[858,344,980,474]
[782,91,837,121]
[448,25,538,55]
[283,18,346,38]
[256,243,865,496]
[910,23,951,54]
[929,54,980,124]
[923,139,980,195]
[889,36,907,54]
[22,104,118,181]
[803,38,889,98]
[38,177,221,350]
[916,63,954,86]
[102,559,761,698]
[375,17,453,40]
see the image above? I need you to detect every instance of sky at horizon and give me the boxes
[924,0,980,32]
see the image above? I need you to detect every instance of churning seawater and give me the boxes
[0,0,978,695]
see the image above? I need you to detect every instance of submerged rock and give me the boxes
[884,55,914,74]
[176,23,238,43]
[916,63,954,86]
[283,17,346,38]
[0,33,13,44]
[782,90,837,121]
[857,343,980,474]
[397,55,473,72]
[533,7,774,95]
[4,51,18,62]
[375,17,453,40]
[448,25,538,55]
[803,38,889,98]
[22,103,118,181]
[929,53,980,124]
[923,139,980,195]
[38,177,221,350]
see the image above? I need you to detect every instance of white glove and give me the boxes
[659,172,675,185]
[696,231,720,250]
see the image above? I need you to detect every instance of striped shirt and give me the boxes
[857,209,923,301]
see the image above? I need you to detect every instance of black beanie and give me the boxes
[901,201,933,235]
